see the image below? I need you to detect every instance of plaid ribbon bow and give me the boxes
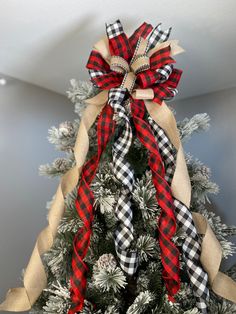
[87,20,182,102]
[69,20,183,313]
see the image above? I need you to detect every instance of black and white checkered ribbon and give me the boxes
[108,88,139,274]
[146,23,172,52]
[106,19,124,39]
[148,117,210,314]
[145,24,177,93]
[156,64,174,83]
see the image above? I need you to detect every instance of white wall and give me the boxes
[175,86,236,269]
[0,78,76,313]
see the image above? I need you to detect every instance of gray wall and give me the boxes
[175,86,236,269]
[0,78,75,313]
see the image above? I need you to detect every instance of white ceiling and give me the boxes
[0,0,236,99]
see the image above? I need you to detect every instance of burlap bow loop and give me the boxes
[110,53,150,82]
[130,37,150,74]
[110,56,130,74]
[130,54,150,74]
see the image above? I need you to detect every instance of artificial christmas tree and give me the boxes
[1,20,236,314]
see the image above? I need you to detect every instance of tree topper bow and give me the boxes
[87,20,183,103]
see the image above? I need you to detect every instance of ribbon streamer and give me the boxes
[130,98,180,298]
[109,88,139,274]
[69,104,115,313]
[148,118,209,313]
[193,212,236,304]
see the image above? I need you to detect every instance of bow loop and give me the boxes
[130,54,150,74]
[121,72,136,93]
[108,88,128,117]
[129,22,153,52]
[106,20,132,61]
[110,55,130,74]
[146,23,172,52]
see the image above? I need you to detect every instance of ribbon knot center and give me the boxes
[109,37,153,94]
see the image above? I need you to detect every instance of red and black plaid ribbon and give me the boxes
[69,105,115,313]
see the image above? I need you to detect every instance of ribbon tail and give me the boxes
[131,99,180,298]
[148,117,209,313]
[193,212,236,304]
[69,104,115,313]
[85,90,109,106]
[109,90,139,274]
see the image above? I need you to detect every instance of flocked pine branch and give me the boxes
[103,305,120,314]
[47,121,79,152]
[91,163,120,215]
[186,154,219,203]
[29,281,71,314]
[79,300,103,314]
[132,171,160,221]
[208,297,236,314]
[136,272,150,293]
[42,281,71,313]
[177,113,210,142]
[43,235,73,279]
[57,187,83,234]
[136,235,158,262]
[79,302,119,314]
[39,156,75,177]
[66,79,98,116]
[183,309,200,314]
[92,254,127,293]
[136,262,163,298]
[67,79,96,104]
[127,291,155,314]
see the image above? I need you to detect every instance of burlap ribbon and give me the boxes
[1,37,236,312]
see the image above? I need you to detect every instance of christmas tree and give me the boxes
[1,20,236,314]
[28,78,236,314]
